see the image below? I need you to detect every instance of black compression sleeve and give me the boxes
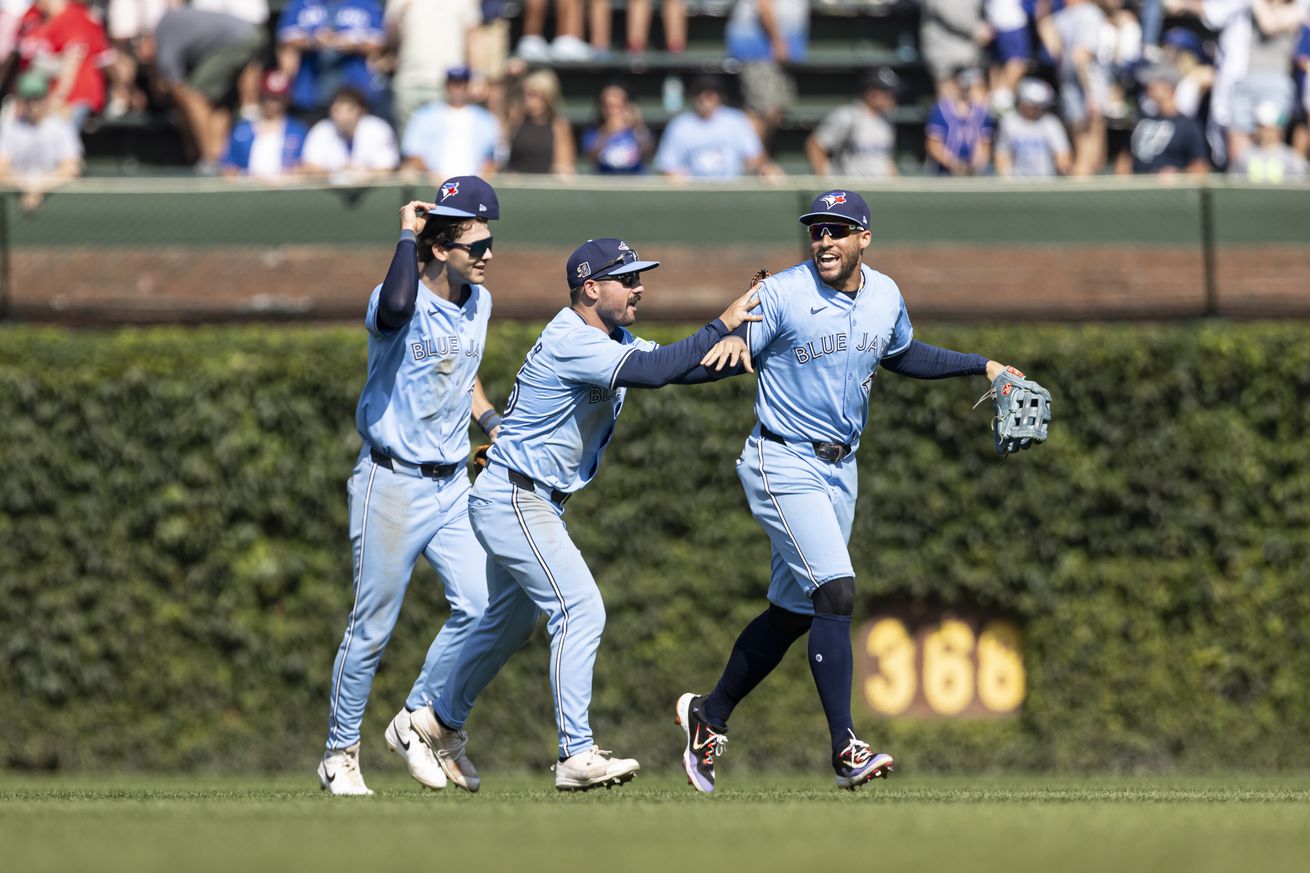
[675,323,751,384]
[376,230,419,333]
[613,320,730,388]
[880,339,988,380]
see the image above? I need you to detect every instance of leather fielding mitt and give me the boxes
[975,366,1052,457]
[471,443,491,478]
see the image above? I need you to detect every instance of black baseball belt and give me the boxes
[505,468,572,506]
[371,447,459,479]
[759,425,853,463]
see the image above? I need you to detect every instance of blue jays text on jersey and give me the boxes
[357,280,493,465]
[747,261,912,449]
[487,308,657,495]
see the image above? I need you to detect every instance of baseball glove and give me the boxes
[470,443,491,478]
[974,367,1052,457]
[749,268,771,289]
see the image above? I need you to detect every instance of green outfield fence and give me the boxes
[0,176,1307,324]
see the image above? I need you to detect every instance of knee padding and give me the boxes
[767,604,813,641]
[811,577,855,617]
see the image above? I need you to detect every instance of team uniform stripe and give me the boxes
[328,461,379,748]
[510,484,572,750]
[757,436,818,587]
[608,347,638,390]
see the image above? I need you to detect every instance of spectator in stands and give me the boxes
[1294,19,1309,156]
[995,77,1073,176]
[104,0,168,119]
[1118,63,1209,175]
[1100,0,1144,120]
[581,81,654,174]
[726,0,808,143]
[192,0,272,115]
[515,0,592,61]
[1227,0,1303,167]
[626,0,686,54]
[0,70,81,214]
[1038,0,1109,175]
[467,0,514,121]
[153,6,267,175]
[301,85,399,179]
[925,66,995,175]
[805,66,899,178]
[654,74,783,179]
[1228,100,1307,179]
[384,0,480,134]
[1161,27,1214,120]
[504,67,575,174]
[277,0,387,119]
[982,0,1031,112]
[17,0,111,128]
[920,0,985,95]
[221,69,309,179]
[400,65,501,178]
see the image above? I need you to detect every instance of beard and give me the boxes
[815,247,861,289]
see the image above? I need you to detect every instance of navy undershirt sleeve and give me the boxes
[614,320,730,388]
[880,339,988,380]
[675,323,751,384]
[376,230,419,333]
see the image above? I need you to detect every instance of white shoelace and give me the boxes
[840,731,872,766]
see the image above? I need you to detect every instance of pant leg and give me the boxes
[736,433,857,615]
[325,455,440,750]
[458,467,607,759]
[405,474,491,710]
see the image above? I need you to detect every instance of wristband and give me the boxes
[477,410,503,435]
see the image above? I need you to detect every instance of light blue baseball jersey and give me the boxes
[488,308,657,493]
[355,281,492,464]
[746,261,912,449]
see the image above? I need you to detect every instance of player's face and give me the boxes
[592,273,644,328]
[442,222,494,284]
[809,224,870,291]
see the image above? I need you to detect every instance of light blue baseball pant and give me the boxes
[434,463,606,760]
[736,428,859,615]
[325,448,490,751]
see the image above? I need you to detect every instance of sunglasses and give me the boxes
[808,223,865,241]
[444,236,493,259]
[608,272,643,288]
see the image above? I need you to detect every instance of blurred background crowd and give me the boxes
[0,0,1307,207]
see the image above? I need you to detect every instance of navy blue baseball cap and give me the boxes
[430,176,499,220]
[798,190,871,229]
[566,238,660,288]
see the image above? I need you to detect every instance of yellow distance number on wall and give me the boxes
[863,618,1026,717]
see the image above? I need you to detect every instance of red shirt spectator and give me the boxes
[19,0,111,119]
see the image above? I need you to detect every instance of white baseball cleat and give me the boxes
[317,742,374,796]
[408,705,481,793]
[384,708,447,790]
[552,746,640,792]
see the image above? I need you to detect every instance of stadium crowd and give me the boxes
[0,0,1306,198]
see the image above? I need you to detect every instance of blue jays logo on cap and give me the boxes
[429,175,499,220]
[799,189,870,229]
[566,238,661,289]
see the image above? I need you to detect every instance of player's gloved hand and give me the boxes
[470,444,491,478]
[716,269,768,332]
[974,366,1052,457]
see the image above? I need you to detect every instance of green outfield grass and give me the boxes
[3,775,1308,873]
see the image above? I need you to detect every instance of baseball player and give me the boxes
[404,238,763,791]
[318,176,502,796]
[675,190,1043,792]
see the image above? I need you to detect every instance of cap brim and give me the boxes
[799,211,868,228]
[427,205,495,219]
[602,259,661,277]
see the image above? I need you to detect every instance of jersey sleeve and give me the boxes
[813,105,853,152]
[553,326,637,388]
[887,280,914,355]
[653,116,687,173]
[925,103,948,140]
[735,111,764,161]
[746,279,783,358]
[1044,115,1072,155]
[363,285,388,338]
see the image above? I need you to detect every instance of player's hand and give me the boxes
[717,283,764,332]
[402,200,436,234]
[701,336,753,374]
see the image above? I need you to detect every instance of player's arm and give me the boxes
[613,286,762,389]
[880,340,994,380]
[375,200,435,332]
[675,328,754,384]
[471,377,502,440]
